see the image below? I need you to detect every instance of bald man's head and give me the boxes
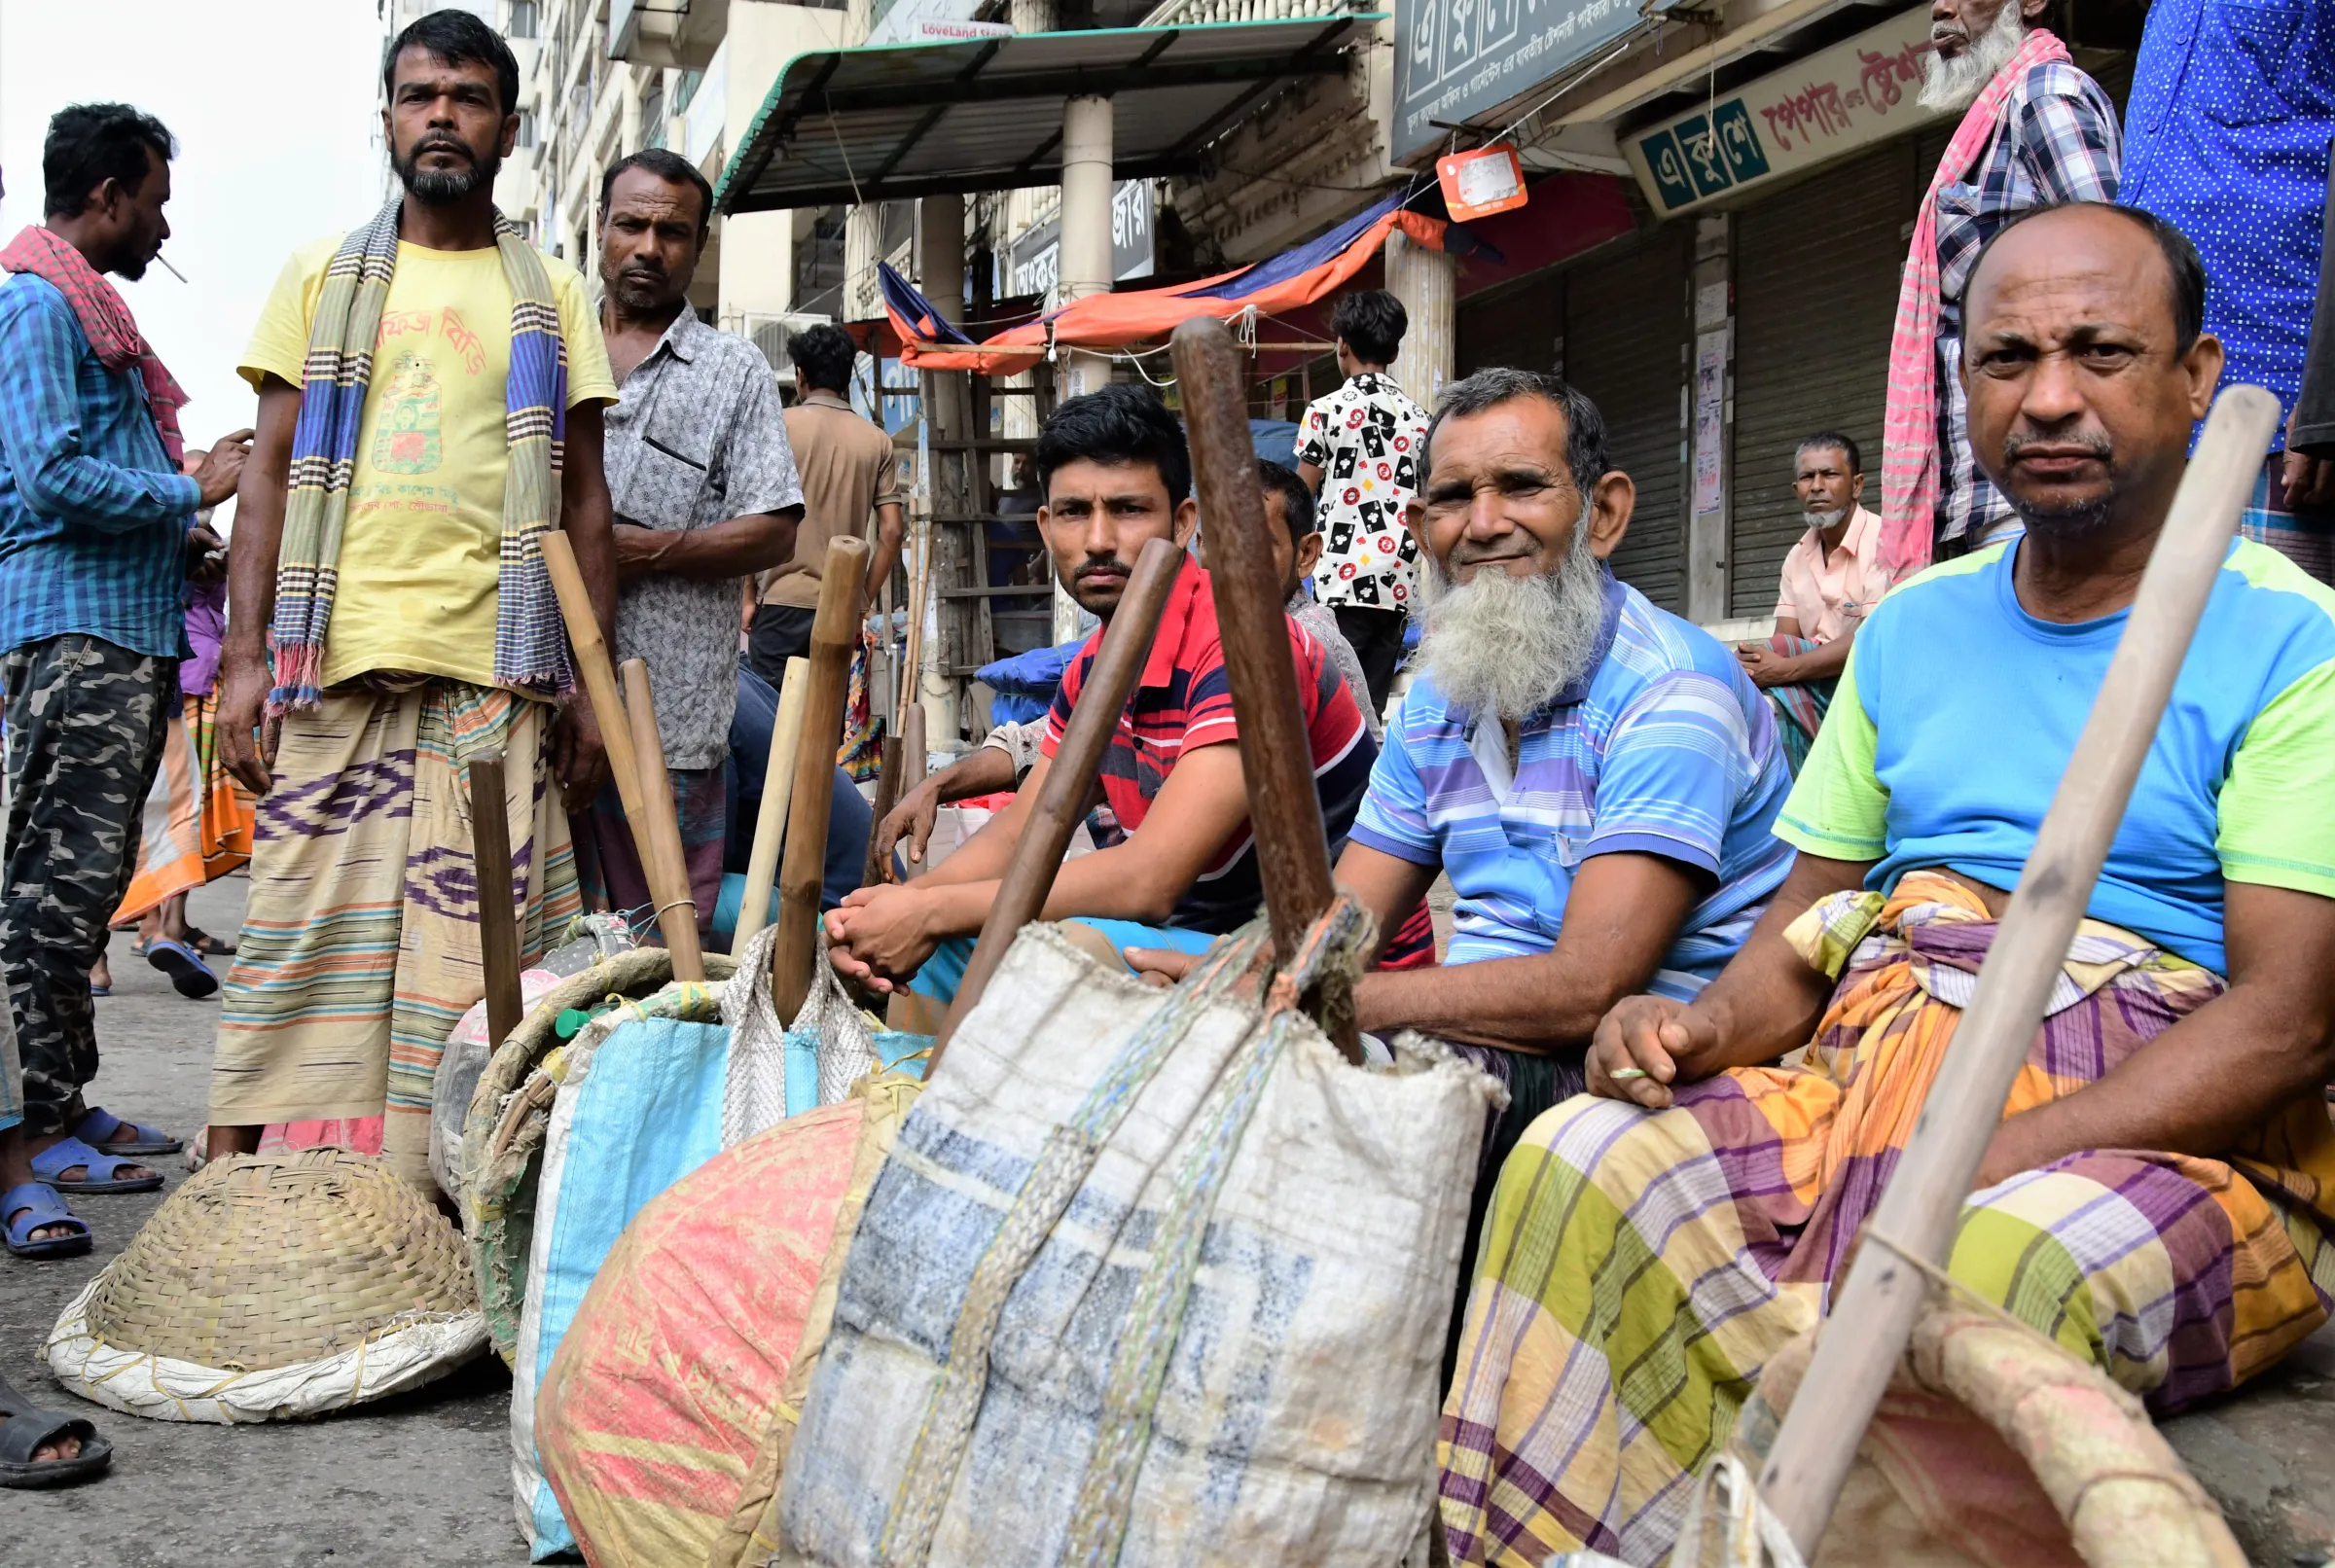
[1958,202,2222,546]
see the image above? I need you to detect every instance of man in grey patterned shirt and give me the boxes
[584,150,804,938]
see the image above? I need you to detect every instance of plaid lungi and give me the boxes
[2240,451,2335,586]
[1756,634,1832,778]
[207,679,580,1189]
[1438,871,2335,1566]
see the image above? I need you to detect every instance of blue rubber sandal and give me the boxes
[145,938,218,1000]
[29,1137,162,1195]
[75,1107,181,1158]
[2,1183,91,1258]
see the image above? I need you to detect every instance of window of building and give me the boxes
[507,0,539,39]
[516,109,537,150]
[639,83,665,151]
[672,69,703,115]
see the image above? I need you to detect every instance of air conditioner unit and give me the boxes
[742,311,833,379]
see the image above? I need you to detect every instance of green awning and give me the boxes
[714,16,1380,213]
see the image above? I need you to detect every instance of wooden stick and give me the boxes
[772,535,870,1022]
[1169,315,1362,1063]
[902,702,928,791]
[467,749,524,1051]
[540,530,647,830]
[733,656,809,955]
[929,536,1184,1070]
[896,522,929,736]
[861,736,906,890]
[1755,385,2281,1555]
[620,659,706,982]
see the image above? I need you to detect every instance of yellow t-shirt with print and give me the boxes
[239,236,617,691]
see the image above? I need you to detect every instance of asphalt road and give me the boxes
[1,875,530,1568]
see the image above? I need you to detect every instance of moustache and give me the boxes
[1074,561,1130,584]
[413,139,473,162]
[2002,431,2114,466]
[618,266,667,287]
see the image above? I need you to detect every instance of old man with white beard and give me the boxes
[1327,367,1794,1295]
[1875,0,2119,578]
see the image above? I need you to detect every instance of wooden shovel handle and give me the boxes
[733,657,809,955]
[927,536,1185,1072]
[1169,315,1361,1062]
[772,535,869,1022]
[620,659,706,982]
[1754,385,2282,1554]
[467,750,525,1051]
[540,530,646,826]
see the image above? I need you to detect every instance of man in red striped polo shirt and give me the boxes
[825,384,1429,1006]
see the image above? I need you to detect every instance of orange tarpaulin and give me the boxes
[883,193,1452,374]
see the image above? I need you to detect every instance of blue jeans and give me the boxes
[907,919,1219,1006]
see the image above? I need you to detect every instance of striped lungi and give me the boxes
[1437,870,2335,1566]
[207,679,581,1190]
[1756,634,1832,777]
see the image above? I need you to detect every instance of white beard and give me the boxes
[1803,507,1847,531]
[1920,5,2026,112]
[1416,528,1609,724]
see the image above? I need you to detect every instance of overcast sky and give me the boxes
[0,0,385,527]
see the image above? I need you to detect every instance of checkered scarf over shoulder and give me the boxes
[268,199,572,714]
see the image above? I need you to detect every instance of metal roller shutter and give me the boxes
[1457,275,1563,378]
[1728,142,1921,616]
[1566,226,1689,613]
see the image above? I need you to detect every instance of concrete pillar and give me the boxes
[1686,212,1732,625]
[1383,226,1455,411]
[1009,0,1057,31]
[1058,93,1114,402]
[918,193,971,743]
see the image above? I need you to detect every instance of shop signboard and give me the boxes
[1394,0,1636,161]
[1006,182,1156,300]
[1625,5,1943,218]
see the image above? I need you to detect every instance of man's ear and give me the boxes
[2180,331,2226,422]
[2018,0,2051,21]
[1172,495,1200,550]
[501,112,521,160]
[1295,531,1324,579]
[1850,470,1869,504]
[1584,471,1634,559]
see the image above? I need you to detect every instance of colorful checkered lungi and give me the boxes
[207,680,581,1189]
[2240,451,2335,586]
[1756,634,1832,777]
[1438,871,2335,1566]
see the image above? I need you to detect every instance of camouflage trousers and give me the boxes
[0,635,172,1135]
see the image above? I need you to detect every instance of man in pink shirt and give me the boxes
[1736,432,1892,771]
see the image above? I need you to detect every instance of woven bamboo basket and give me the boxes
[46,1149,488,1423]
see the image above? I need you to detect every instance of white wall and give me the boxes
[718,0,849,325]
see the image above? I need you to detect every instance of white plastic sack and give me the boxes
[774,919,1499,1567]
[431,967,561,1199]
[47,1276,485,1424]
[721,922,881,1145]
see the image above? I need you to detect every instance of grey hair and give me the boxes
[1423,368,1611,501]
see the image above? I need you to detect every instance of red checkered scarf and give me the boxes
[1877,27,2071,579]
[0,224,188,466]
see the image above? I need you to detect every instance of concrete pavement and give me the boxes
[1,875,525,1568]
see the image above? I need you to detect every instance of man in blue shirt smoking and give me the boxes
[0,104,249,1259]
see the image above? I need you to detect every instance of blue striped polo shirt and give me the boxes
[1349,573,1795,996]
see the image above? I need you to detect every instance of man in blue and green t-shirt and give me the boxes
[1442,202,2335,1565]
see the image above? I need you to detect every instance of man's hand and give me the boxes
[609,522,669,583]
[2284,407,2335,510]
[192,430,253,508]
[1124,946,1202,988]
[873,776,947,881]
[216,645,276,797]
[186,523,228,586]
[1735,643,1796,690]
[823,884,944,993]
[1588,995,1718,1109]
[553,699,609,813]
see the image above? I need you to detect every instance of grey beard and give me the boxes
[1417,529,1608,724]
[1802,507,1846,531]
[396,148,499,207]
[1920,6,2025,111]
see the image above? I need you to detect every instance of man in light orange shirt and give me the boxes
[1735,432,1891,772]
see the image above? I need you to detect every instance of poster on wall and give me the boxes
[1626,5,1944,219]
[1393,0,1637,161]
[1692,326,1728,517]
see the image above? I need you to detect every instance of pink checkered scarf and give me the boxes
[1878,27,2071,579]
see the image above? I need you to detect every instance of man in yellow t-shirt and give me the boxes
[199,10,621,1190]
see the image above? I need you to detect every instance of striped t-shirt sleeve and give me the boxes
[1582,669,1750,875]
[2219,658,2335,899]
[1348,707,1440,865]
[1039,649,1088,757]
[1775,639,1888,863]
[1181,652,1240,751]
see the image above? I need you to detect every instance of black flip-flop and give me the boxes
[144,938,218,1000]
[0,1377,111,1487]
